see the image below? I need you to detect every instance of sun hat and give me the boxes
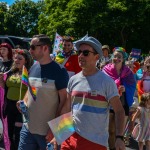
[75,36,103,58]
[102,45,110,52]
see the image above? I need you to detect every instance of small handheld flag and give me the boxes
[29,86,37,101]
[48,112,75,145]
[21,66,28,86]
[21,65,37,101]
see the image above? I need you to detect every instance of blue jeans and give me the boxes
[18,124,47,150]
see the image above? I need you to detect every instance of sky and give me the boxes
[0,0,39,5]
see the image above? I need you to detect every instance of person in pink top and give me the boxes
[130,92,150,150]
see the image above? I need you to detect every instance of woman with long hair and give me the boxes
[0,49,33,150]
[103,47,136,150]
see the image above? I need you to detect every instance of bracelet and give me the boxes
[116,135,124,141]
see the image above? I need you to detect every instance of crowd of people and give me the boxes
[0,34,149,150]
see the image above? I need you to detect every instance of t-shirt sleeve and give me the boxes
[105,77,119,101]
[55,67,69,90]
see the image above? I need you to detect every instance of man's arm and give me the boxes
[55,88,68,117]
[60,92,71,115]
[110,96,125,136]
[46,89,71,146]
[109,96,126,150]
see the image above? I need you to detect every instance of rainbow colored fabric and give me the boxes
[113,47,126,52]
[29,86,37,101]
[137,80,144,102]
[48,112,75,145]
[55,51,77,64]
[21,66,28,86]
[103,63,136,107]
[21,66,37,101]
[112,47,128,60]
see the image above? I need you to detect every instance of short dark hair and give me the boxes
[33,34,52,53]
[62,36,73,43]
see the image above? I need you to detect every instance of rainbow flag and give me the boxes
[22,66,28,86]
[48,112,75,145]
[22,65,37,101]
[29,86,37,101]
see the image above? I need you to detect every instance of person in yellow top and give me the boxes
[0,49,33,150]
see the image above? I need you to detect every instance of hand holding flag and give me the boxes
[48,112,75,145]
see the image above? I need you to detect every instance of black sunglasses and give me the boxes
[30,44,44,50]
[77,50,96,56]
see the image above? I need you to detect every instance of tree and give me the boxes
[4,0,44,37]
[38,0,150,53]
[0,2,8,34]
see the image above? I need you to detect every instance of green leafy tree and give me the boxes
[39,0,150,53]
[0,2,8,34]
[4,0,44,37]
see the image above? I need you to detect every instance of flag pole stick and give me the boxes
[19,68,23,100]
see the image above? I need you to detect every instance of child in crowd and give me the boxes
[130,93,150,150]
[124,97,139,145]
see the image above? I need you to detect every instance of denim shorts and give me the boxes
[18,124,47,150]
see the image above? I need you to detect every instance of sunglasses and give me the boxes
[77,50,96,56]
[30,44,44,50]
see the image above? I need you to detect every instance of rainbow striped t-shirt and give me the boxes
[67,71,119,147]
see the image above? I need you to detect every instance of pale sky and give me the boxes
[0,0,39,5]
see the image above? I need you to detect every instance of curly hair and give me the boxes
[139,93,150,107]
[11,49,33,72]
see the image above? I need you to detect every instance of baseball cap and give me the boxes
[75,36,103,58]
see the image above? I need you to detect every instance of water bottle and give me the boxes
[20,101,29,123]
[47,143,54,150]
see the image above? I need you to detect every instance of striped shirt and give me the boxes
[67,71,119,147]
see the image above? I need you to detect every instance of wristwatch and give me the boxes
[116,135,124,141]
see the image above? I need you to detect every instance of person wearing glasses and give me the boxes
[17,34,69,150]
[59,36,125,150]
[55,36,81,78]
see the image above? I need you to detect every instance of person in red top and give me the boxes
[55,36,81,78]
